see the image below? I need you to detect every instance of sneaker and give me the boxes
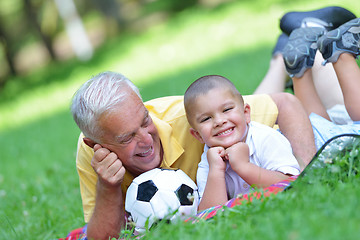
[280,6,356,35]
[317,18,360,64]
[272,33,289,57]
[282,27,325,78]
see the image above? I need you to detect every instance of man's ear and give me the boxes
[83,137,96,149]
[189,128,204,143]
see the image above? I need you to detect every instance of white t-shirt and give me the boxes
[196,121,300,199]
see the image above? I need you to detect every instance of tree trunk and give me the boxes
[0,21,17,76]
[23,0,56,60]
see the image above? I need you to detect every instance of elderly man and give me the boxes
[70,71,315,239]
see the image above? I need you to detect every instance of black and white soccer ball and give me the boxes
[125,168,199,232]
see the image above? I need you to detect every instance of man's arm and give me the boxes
[270,92,316,170]
[86,144,126,240]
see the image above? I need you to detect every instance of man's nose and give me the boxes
[137,128,152,146]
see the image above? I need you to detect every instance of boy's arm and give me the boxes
[232,162,290,188]
[227,142,291,189]
[198,167,228,211]
[198,147,228,212]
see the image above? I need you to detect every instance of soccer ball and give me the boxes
[125,168,199,232]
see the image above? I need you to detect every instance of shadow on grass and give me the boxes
[138,45,271,101]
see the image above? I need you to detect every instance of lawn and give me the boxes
[1,0,360,239]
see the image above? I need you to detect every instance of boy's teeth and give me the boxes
[218,129,232,136]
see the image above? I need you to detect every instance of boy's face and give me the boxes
[189,88,250,149]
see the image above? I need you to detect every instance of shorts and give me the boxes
[310,110,360,150]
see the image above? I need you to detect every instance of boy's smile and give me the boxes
[189,88,251,149]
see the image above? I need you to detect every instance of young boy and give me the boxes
[282,18,360,149]
[184,75,300,211]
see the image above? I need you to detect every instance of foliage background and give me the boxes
[0,0,359,239]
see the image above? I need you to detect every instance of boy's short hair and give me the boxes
[184,75,243,125]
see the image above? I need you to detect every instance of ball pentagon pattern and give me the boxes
[125,168,199,232]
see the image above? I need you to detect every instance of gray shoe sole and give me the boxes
[282,27,325,78]
[318,18,360,64]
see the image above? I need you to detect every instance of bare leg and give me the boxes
[292,68,330,120]
[254,55,288,94]
[311,52,344,109]
[270,92,316,169]
[332,53,360,121]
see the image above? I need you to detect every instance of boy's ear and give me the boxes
[244,103,251,124]
[83,137,96,149]
[189,128,204,143]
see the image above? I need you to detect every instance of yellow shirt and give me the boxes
[76,94,278,222]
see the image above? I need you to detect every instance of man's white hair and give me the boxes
[71,71,142,143]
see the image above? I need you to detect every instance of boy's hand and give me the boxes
[226,142,250,171]
[91,144,126,188]
[207,146,227,173]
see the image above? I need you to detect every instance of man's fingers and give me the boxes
[93,147,111,163]
[93,144,102,152]
[106,160,126,185]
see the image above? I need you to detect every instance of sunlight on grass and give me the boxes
[0,0,358,131]
[108,4,284,82]
[0,75,81,131]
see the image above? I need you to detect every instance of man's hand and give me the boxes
[91,144,126,188]
[87,144,127,240]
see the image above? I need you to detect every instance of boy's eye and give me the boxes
[224,107,233,112]
[200,116,210,123]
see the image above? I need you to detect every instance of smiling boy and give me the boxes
[184,75,300,211]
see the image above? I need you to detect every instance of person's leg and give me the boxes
[279,6,356,108]
[270,92,316,169]
[317,18,360,121]
[292,68,330,120]
[254,34,289,94]
[253,54,288,94]
[332,53,360,121]
[311,52,344,109]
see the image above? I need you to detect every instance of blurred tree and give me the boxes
[53,0,93,61]
[90,0,126,29]
[23,0,56,60]
[0,20,16,78]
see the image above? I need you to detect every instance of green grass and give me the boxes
[127,135,360,239]
[1,0,360,239]
[137,181,360,239]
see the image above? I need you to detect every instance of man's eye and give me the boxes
[120,135,134,144]
[143,116,152,127]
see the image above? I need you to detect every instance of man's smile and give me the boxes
[136,146,153,157]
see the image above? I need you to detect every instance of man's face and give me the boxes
[190,88,250,149]
[98,90,162,176]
